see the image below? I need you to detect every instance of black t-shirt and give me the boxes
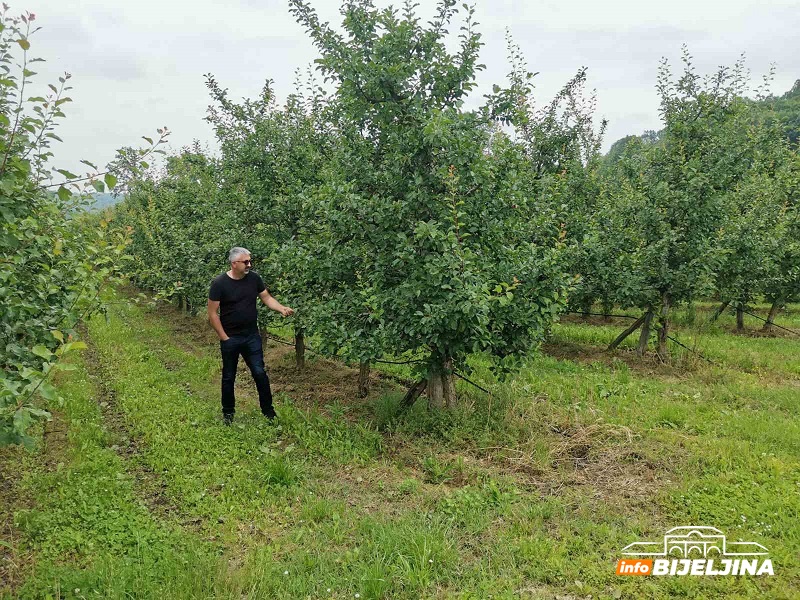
[208,271,267,336]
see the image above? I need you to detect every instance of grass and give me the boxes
[1,353,222,599]
[1,293,798,598]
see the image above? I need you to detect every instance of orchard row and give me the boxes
[115,2,799,407]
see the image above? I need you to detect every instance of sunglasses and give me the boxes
[234,259,253,265]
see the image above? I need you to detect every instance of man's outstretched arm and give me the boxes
[207,299,229,340]
[258,290,294,317]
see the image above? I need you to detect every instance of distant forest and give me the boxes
[88,192,123,210]
[604,78,800,164]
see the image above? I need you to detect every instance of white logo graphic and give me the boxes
[616,526,774,576]
[622,526,768,558]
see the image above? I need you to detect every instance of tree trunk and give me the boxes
[601,299,613,322]
[657,293,671,360]
[636,311,654,356]
[711,300,729,322]
[401,378,427,408]
[179,295,187,313]
[294,327,305,370]
[736,304,745,331]
[608,313,646,351]
[427,355,456,409]
[762,299,782,332]
[358,361,370,398]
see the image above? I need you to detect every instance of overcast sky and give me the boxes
[26,0,800,178]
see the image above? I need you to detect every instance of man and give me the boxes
[207,247,294,425]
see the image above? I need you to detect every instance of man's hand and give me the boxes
[259,289,294,317]
[207,299,229,341]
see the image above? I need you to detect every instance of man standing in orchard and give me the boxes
[207,247,294,425]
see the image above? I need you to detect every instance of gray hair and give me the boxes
[228,246,251,263]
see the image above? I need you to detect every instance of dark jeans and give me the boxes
[220,331,274,416]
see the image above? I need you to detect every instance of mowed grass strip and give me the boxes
[51,294,800,598]
[86,300,383,515]
[83,300,477,597]
[552,320,800,380]
[8,354,223,599]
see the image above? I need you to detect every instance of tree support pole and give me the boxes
[358,361,370,398]
[657,294,671,360]
[711,300,729,322]
[294,327,305,370]
[607,313,646,351]
[401,378,427,408]
[762,299,783,332]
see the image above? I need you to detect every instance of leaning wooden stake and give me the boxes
[711,300,729,322]
[401,378,428,408]
[762,299,783,332]
[607,313,647,351]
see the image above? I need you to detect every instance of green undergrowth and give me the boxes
[4,292,799,598]
[7,354,222,599]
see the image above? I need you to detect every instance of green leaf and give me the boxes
[91,180,105,193]
[31,345,53,359]
[50,330,64,343]
[54,168,78,180]
[56,186,71,202]
[27,407,52,419]
[104,173,117,189]
[16,39,30,51]
[62,341,87,354]
[37,383,57,402]
[0,206,15,223]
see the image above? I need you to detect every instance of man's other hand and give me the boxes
[279,306,295,317]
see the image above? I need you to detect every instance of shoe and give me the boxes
[223,413,234,426]
[262,408,277,421]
